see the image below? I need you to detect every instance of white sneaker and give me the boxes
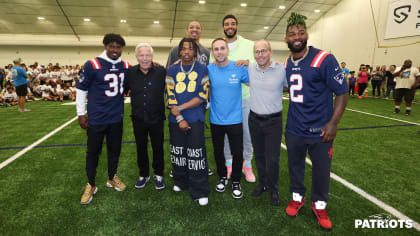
[173,185,181,192]
[198,197,208,206]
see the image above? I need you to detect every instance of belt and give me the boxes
[250,110,282,120]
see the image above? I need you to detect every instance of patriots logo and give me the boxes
[79,72,85,83]
[333,72,344,85]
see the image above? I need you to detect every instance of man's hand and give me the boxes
[178,120,191,132]
[170,106,181,117]
[171,59,181,65]
[320,121,337,143]
[153,61,162,67]
[234,60,249,67]
[78,115,89,129]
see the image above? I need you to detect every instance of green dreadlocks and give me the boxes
[286,12,307,32]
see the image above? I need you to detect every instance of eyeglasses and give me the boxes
[254,49,269,55]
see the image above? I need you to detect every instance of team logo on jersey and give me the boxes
[333,72,344,85]
[79,72,85,83]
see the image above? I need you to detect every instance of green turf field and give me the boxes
[0,92,419,235]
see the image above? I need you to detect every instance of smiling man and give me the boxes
[76,33,130,205]
[125,43,166,191]
[283,13,348,230]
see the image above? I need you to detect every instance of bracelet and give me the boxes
[176,115,184,123]
[177,106,183,112]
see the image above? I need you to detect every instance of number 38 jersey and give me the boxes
[77,57,130,125]
[285,46,348,138]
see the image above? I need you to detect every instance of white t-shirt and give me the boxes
[395,67,420,89]
[4,91,17,101]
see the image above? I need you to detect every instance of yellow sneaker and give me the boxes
[106,174,126,191]
[81,183,97,205]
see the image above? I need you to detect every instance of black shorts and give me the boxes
[395,88,415,103]
[15,84,28,97]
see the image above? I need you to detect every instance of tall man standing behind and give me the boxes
[126,43,166,190]
[248,40,287,206]
[11,58,30,112]
[393,59,420,115]
[283,13,348,230]
[77,33,130,205]
[216,14,256,182]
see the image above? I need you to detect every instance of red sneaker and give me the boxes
[285,197,305,217]
[312,201,332,230]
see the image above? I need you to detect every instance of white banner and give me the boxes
[384,0,420,39]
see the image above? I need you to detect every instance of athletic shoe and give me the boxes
[197,197,209,206]
[286,193,305,217]
[365,93,368,97]
[226,161,232,179]
[215,177,228,192]
[251,185,267,197]
[232,182,243,199]
[18,108,31,112]
[173,185,182,192]
[134,176,150,189]
[270,191,280,206]
[154,175,165,190]
[358,96,363,99]
[106,174,126,191]
[394,108,400,114]
[405,110,411,116]
[242,162,256,182]
[169,170,174,178]
[208,168,214,176]
[81,183,97,205]
[312,201,332,230]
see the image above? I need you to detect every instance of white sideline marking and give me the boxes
[280,143,420,231]
[346,108,420,126]
[0,116,78,170]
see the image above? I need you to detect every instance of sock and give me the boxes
[226,160,232,166]
[314,200,327,210]
[406,107,411,111]
[293,192,303,202]
[244,160,252,167]
[395,105,400,109]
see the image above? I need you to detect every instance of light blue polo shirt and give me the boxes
[208,61,249,125]
[11,66,28,87]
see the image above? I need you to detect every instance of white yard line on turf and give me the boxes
[280,143,420,231]
[346,108,420,126]
[0,116,78,170]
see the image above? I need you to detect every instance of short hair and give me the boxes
[254,40,272,51]
[178,38,199,58]
[211,38,227,50]
[135,43,154,56]
[222,14,238,26]
[341,62,346,64]
[103,33,126,47]
[187,21,201,29]
[286,12,307,33]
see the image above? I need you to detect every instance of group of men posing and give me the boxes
[76,13,349,230]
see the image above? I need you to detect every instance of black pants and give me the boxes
[358,83,367,96]
[285,131,333,202]
[86,122,123,186]
[348,84,355,96]
[249,111,282,192]
[210,123,243,182]
[132,118,164,177]
[169,122,209,200]
[371,80,382,96]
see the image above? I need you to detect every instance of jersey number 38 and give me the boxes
[104,73,124,97]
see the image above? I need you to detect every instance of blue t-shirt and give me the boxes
[208,61,249,125]
[166,62,209,123]
[285,46,348,138]
[342,67,349,76]
[12,66,28,87]
[77,57,129,125]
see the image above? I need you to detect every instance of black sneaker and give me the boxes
[394,108,400,114]
[232,182,243,199]
[208,168,214,176]
[154,175,165,190]
[215,177,228,192]
[270,191,280,206]
[405,110,411,116]
[252,185,267,197]
[135,176,150,189]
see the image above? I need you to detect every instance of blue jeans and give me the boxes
[224,98,253,163]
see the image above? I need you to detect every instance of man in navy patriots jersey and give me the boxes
[76,33,130,205]
[283,13,348,230]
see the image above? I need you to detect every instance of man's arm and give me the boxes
[411,74,420,89]
[320,93,348,142]
[170,97,204,117]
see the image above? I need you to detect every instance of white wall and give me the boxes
[308,0,420,71]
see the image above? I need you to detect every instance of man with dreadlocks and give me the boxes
[283,13,348,230]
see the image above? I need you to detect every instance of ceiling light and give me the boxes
[37,16,45,20]
[264,26,269,29]
[199,0,205,4]
[240,3,247,7]
[279,5,285,9]
[153,20,160,24]
[84,18,91,22]
[314,9,320,13]
[153,0,160,2]
[120,19,127,23]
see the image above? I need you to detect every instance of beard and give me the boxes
[224,29,237,39]
[287,39,307,53]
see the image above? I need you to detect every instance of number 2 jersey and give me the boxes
[77,57,130,125]
[285,46,348,138]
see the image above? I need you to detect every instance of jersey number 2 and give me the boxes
[104,73,124,97]
[290,74,303,103]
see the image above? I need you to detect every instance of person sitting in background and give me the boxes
[357,65,370,99]
[32,81,42,97]
[37,68,49,85]
[385,65,396,99]
[59,84,73,101]
[348,71,356,97]
[41,81,54,101]
[50,83,60,101]
[3,86,18,106]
